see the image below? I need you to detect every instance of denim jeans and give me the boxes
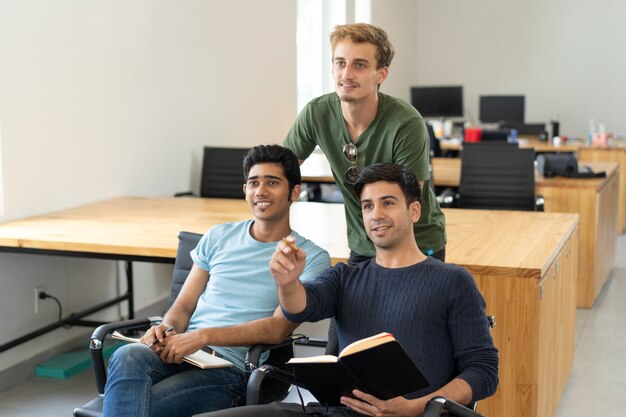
[103,343,246,417]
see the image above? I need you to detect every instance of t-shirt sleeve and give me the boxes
[190,227,216,272]
[283,104,318,160]
[393,117,430,181]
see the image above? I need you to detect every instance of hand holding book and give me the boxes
[286,332,429,406]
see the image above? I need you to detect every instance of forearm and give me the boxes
[196,315,299,346]
[161,304,192,333]
[410,378,473,416]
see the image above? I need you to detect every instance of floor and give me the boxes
[0,235,624,417]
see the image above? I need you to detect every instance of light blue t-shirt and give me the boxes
[188,219,331,371]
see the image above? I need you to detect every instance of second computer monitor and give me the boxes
[411,86,463,118]
[479,95,525,125]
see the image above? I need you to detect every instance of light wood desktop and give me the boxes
[0,196,578,417]
[432,159,619,308]
[439,136,584,153]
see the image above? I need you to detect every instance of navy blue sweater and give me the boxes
[283,257,499,402]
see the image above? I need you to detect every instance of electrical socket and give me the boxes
[34,286,45,315]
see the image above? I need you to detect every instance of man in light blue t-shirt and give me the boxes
[103,145,331,417]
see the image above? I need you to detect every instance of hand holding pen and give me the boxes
[147,326,175,349]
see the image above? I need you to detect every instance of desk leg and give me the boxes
[126,260,134,319]
[0,261,136,353]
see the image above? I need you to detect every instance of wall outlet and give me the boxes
[34,286,45,315]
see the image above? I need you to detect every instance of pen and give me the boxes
[147,326,174,348]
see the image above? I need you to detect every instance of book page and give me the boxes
[287,354,339,364]
[112,331,142,344]
[339,332,395,357]
[185,350,234,369]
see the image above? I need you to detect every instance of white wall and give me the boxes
[371,0,417,103]
[0,0,296,371]
[412,0,626,137]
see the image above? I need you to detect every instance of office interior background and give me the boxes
[0,0,625,400]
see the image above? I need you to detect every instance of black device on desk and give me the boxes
[536,154,606,178]
[480,129,510,142]
[505,122,548,140]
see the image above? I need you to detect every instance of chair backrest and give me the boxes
[459,144,536,211]
[200,147,251,199]
[426,123,442,158]
[168,231,203,306]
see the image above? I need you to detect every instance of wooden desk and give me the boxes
[300,151,335,183]
[439,137,584,153]
[535,162,619,307]
[444,209,578,417]
[579,146,626,233]
[432,157,461,187]
[0,197,578,417]
[432,159,619,308]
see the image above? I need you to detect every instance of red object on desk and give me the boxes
[464,128,482,143]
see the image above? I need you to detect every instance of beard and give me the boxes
[338,94,356,103]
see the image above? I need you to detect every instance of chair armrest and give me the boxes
[245,334,308,373]
[174,191,196,197]
[535,195,545,212]
[436,188,458,208]
[89,316,162,394]
[424,396,484,417]
[246,364,300,406]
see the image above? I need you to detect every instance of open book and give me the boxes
[286,332,429,406]
[112,331,233,369]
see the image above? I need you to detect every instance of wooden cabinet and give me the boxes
[536,162,618,307]
[579,147,626,234]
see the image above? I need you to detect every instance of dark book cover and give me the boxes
[287,339,429,406]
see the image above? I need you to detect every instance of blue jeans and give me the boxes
[103,343,246,417]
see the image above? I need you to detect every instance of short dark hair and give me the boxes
[242,145,301,194]
[354,163,421,206]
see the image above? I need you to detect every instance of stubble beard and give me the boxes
[338,94,356,103]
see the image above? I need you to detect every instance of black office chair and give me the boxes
[427,123,442,158]
[246,316,496,416]
[74,231,300,417]
[456,143,543,211]
[176,147,251,199]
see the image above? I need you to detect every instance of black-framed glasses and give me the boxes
[343,143,358,184]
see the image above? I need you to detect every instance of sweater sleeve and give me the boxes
[448,269,499,402]
[281,263,346,323]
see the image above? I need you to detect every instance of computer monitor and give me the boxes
[479,95,525,124]
[410,86,464,118]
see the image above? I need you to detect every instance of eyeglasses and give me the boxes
[343,143,358,184]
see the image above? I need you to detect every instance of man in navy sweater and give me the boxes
[199,163,498,417]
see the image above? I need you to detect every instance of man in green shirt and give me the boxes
[284,23,446,263]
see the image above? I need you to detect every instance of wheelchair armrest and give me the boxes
[89,316,163,394]
[244,334,308,373]
[424,396,483,417]
[246,364,300,406]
